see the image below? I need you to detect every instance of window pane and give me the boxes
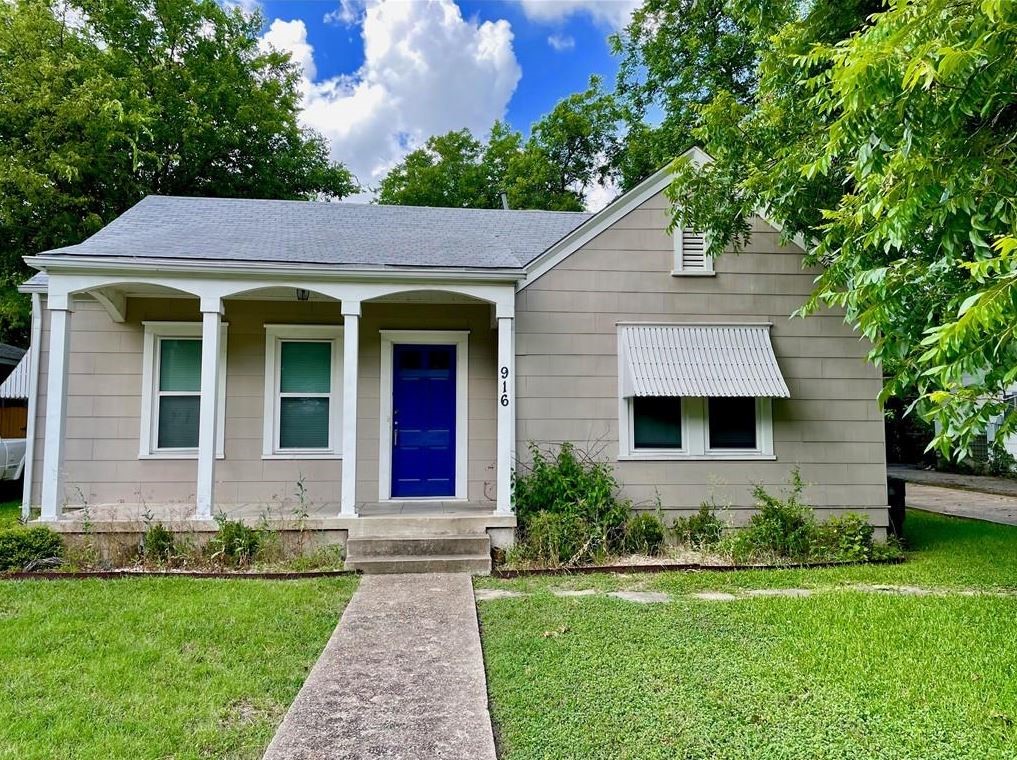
[633,396,682,449]
[280,341,331,393]
[159,339,201,392]
[280,397,329,449]
[708,397,757,449]
[157,395,200,448]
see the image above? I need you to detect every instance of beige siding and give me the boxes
[31,297,496,511]
[516,190,888,526]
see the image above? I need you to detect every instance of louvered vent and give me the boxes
[680,230,707,270]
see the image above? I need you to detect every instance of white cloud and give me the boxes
[517,0,638,28]
[262,19,316,80]
[323,0,364,26]
[260,0,521,197]
[547,32,575,51]
[584,175,619,212]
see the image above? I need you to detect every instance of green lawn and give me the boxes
[479,510,1017,760]
[0,498,21,529]
[0,576,357,760]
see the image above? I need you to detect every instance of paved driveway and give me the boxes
[906,483,1017,526]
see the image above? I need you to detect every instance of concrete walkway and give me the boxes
[906,483,1017,526]
[263,574,497,760]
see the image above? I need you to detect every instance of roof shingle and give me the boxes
[38,196,591,270]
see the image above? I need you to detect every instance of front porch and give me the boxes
[26,268,520,544]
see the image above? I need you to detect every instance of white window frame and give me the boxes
[140,321,227,460]
[627,396,689,456]
[619,396,774,461]
[262,324,343,460]
[378,330,469,502]
[672,228,715,276]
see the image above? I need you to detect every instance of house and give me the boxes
[20,149,887,570]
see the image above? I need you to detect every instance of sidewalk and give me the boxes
[263,573,497,760]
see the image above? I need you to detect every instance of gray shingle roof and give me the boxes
[38,196,592,270]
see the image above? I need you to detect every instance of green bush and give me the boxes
[513,442,630,559]
[623,512,666,555]
[519,511,592,567]
[0,527,64,571]
[814,513,875,562]
[728,470,818,562]
[672,503,725,549]
[207,515,261,567]
[140,522,175,563]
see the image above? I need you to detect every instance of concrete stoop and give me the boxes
[345,534,493,574]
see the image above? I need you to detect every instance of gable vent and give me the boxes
[673,229,713,275]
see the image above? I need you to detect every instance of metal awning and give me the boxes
[619,323,790,398]
[0,354,30,400]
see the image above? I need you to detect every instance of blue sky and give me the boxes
[253,0,635,203]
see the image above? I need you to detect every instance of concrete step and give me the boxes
[347,515,514,538]
[346,554,492,575]
[347,535,491,559]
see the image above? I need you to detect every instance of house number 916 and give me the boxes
[500,366,510,407]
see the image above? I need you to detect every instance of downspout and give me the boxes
[21,293,42,520]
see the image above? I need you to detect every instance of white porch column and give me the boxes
[40,296,72,521]
[340,300,361,516]
[195,298,223,520]
[496,314,516,515]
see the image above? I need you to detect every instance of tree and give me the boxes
[0,0,356,342]
[377,79,618,213]
[608,0,778,190]
[376,129,491,208]
[667,0,1017,457]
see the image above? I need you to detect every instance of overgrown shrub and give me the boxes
[519,511,591,566]
[513,442,630,561]
[140,522,175,563]
[207,515,261,567]
[672,503,725,549]
[987,444,1017,478]
[727,470,818,562]
[814,513,875,562]
[0,527,64,571]
[623,512,666,555]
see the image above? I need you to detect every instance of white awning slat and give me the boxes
[0,354,30,400]
[619,323,790,398]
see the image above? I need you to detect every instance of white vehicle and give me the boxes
[0,351,30,482]
[0,436,26,481]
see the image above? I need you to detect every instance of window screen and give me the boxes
[278,340,331,449]
[156,338,201,448]
[633,396,682,449]
[708,397,757,449]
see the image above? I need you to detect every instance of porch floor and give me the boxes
[42,501,514,534]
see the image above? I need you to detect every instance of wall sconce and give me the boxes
[296,288,310,302]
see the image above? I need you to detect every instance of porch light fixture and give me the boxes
[295,288,310,302]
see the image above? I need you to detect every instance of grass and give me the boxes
[0,498,21,529]
[479,510,1017,759]
[0,576,357,759]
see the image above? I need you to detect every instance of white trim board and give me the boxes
[377,330,470,502]
[139,321,227,459]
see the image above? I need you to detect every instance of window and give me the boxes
[263,325,343,458]
[620,396,773,459]
[632,397,683,450]
[672,229,714,275]
[708,397,757,450]
[140,322,227,459]
[156,338,201,448]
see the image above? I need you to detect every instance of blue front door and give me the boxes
[391,344,456,498]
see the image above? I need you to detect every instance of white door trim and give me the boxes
[378,330,470,502]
